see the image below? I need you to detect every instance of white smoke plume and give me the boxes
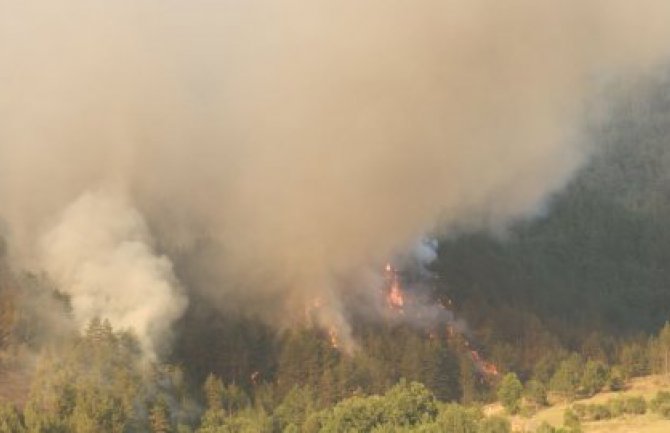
[1,0,670,351]
[395,238,440,278]
[39,190,187,358]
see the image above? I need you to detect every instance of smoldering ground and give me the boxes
[1,0,670,355]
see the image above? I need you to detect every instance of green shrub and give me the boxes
[563,408,582,433]
[588,404,611,421]
[519,404,537,418]
[534,421,556,433]
[650,391,670,418]
[435,403,482,433]
[607,397,624,417]
[606,366,625,391]
[579,361,609,397]
[497,373,523,414]
[572,396,646,422]
[478,415,510,433]
[571,404,587,419]
[524,379,548,408]
[623,396,646,415]
[0,403,25,433]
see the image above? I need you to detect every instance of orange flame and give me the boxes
[482,361,500,376]
[388,283,405,308]
[328,327,339,349]
[385,263,405,310]
[379,262,499,377]
[470,350,500,377]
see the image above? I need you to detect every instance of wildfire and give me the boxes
[384,262,405,310]
[308,260,500,379]
[328,327,339,349]
[469,350,500,377]
[388,283,405,308]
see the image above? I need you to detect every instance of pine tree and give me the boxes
[221,383,250,415]
[274,386,314,431]
[619,341,649,378]
[458,354,478,404]
[429,346,460,402]
[659,322,670,375]
[319,368,338,407]
[550,354,584,401]
[580,360,609,397]
[203,374,224,411]
[150,398,172,433]
[497,373,523,414]
[524,379,548,409]
[276,331,308,396]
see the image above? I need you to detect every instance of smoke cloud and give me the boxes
[1,0,670,353]
[39,190,187,358]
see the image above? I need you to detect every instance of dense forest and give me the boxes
[2,74,670,433]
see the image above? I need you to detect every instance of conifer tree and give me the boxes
[550,354,584,401]
[659,322,670,375]
[580,360,609,397]
[524,379,548,409]
[203,374,224,411]
[497,373,523,414]
[150,398,172,433]
[458,354,478,404]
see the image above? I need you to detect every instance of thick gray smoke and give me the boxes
[1,0,670,354]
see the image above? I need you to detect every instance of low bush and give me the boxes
[650,391,670,418]
[571,396,646,422]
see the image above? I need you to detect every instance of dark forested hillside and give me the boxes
[433,72,670,373]
[161,71,670,421]
[2,74,670,433]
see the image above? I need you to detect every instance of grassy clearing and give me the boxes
[487,375,670,432]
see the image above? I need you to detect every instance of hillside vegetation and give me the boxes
[504,375,670,432]
[1,74,670,432]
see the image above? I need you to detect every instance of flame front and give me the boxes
[306,261,502,376]
[328,327,339,349]
[385,263,405,310]
[470,349,500,377]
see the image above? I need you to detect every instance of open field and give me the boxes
[501,376,670,432]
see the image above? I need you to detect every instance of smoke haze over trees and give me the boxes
[3,1,670,352]
[2,1,670,432]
